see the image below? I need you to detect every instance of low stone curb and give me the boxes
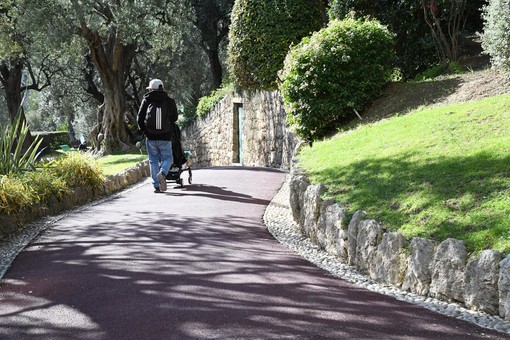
[264,174,510,335]
[0,160,150,280]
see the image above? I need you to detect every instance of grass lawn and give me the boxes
[96,152,147,176]
[297,94,510,255]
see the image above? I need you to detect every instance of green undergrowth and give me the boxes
[297,94,510,255]
[1,150,147,219]
[1,152,104,215]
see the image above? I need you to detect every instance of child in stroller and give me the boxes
[165,132,192,188]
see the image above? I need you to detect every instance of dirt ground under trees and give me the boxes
[362,57,510,124]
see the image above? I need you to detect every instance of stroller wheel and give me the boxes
[177,178,184,187]
[188,175,192,184]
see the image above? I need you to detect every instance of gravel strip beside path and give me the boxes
[264,174,510,336]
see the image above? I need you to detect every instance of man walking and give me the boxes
[137,79,179,193]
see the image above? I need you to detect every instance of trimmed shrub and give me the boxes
[227,0,324,91]
[481,0,510,73]
[33,131,70,151]
[279,17,394,140]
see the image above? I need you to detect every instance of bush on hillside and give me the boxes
[227,0,324,91]
[481,0,510,74]
[0,114,43,176]
[279,18,394,140]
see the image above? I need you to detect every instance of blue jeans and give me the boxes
[146,139,173,189]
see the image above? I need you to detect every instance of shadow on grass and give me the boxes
[314,150,510,252]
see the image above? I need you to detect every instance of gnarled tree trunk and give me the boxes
[0,59,34,149]
[78,21,137,155]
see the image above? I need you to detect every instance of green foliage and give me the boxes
[32,131,71,151]
[195,83,235,117]
[297,94,510,254]
[0,113,43,176]
[227,0,324,91]
[481,0,510,74]
[22,165,69,203]
[0,175,33,215]
[49,132,70,150]
[0,152,104,215]
[414,61,465,81]
[0,0,25,60]
[50,152,104,189]
[280,18,394,140]
[328,0,437,80]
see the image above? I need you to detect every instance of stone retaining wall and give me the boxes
[289,168,510,320]
[181,91,299,170]
[175,88,510,319]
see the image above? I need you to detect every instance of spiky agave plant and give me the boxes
[0,112,44,176]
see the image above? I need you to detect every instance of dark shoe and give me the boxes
[154,188,163,193]
[157,170,167,192]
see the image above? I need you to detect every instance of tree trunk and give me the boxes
[206,48,223,90]
[0,61,23,123]
[97,77,135,155]
[78,23,137,155]
[423,1,467,63]
[0,60,34,148]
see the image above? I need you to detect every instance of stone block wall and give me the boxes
[289,169,510,320]
[181,91,299,170]
[178,88,510,321]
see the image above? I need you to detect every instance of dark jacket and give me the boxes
[137,90,179,141]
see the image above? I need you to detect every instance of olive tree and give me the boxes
[189,0,234,91]
[25,0,188,155]
[0,0,59,147]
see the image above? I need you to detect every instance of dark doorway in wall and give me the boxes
[233,103,243,164]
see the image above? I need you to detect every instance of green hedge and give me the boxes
[280,17,394,140]
[34,131,71,150]
[227,0,324,91]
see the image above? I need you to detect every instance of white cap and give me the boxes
[146,79,164,90]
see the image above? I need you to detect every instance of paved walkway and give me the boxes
[0,167,508,339]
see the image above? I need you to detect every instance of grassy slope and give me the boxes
[96,153,147,176]
[297,94,510,255]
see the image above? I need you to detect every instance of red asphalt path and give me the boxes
[0,167,508,339]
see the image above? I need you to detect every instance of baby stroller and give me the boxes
[166,126,192,188]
